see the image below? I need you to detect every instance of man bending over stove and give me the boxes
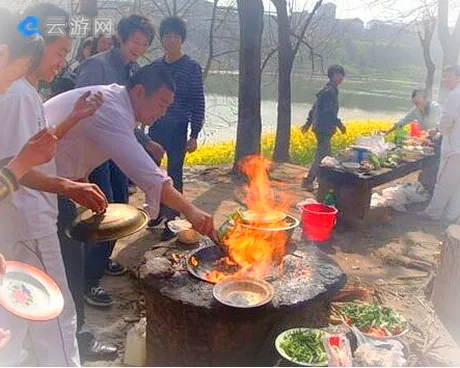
[44,64,214,345]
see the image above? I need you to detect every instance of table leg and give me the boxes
[336,183,372,227]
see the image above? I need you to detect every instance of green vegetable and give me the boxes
[339,303,406,332]
[279,329,327,364]
[368,153,381,170]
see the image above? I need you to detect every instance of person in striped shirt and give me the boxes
[148,16,206,241]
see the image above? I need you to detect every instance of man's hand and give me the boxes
[427,128,438,138]
[64,181,108,213]
[146,141,166,162]
[6,129,57,179]
[183,206,214,237]
[69,91,104,122]
[186,138,198,153]
[0,328,11,352]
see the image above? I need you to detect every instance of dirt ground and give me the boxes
[83,163,460,367]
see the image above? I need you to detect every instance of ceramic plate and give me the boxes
[0,261,64,321]
[275,328,329,367]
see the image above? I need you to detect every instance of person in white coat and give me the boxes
[423,65,460,223]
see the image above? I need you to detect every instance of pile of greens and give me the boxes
[279,329,327,365]
[339,303,406,336]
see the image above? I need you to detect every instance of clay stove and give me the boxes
[140,156,346,366]
[141,238,345,366]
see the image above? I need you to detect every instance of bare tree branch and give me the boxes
[203,0,219,79]
[293,0,323,57]
[261,47,278,73]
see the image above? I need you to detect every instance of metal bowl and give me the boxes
[65,203,149,242]
[239,208,287,224]
[213,277,274,308]
[216,215,299,266]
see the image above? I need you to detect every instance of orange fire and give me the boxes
[205,155,293,282]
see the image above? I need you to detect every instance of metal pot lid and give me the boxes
[65,203,149,242]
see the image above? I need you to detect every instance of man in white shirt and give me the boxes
[47,64,214,232]
[45,64,214,351]
[423,65,460,223]
[0,4,108,366]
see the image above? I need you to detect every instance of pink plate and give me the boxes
[0,261,64,321]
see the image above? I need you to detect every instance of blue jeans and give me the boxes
[85,160,128,286]
[148,128,187,221]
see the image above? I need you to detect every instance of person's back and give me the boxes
[301,65,346,190]
[313,82,340,134]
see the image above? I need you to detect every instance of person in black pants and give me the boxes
[301,65,346,190]
[148,16,205,240]
[75,15,159,307]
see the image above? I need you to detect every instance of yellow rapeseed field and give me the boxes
[184,120,394,166]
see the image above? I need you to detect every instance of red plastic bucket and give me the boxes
[301,203,338,242]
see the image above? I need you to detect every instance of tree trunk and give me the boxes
[234,0,264,170]
[272,0,293,163]
[417,15,436,100]
[271,0,323,163]
[425,63,435,100]
[431,225,460,332]
[437,0,460,101]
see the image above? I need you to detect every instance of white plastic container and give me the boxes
[123,318,147,366]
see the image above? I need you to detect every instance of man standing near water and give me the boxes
[301,65,347,191]
[148,16,205,240]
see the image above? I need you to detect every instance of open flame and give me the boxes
[205,155,293,282]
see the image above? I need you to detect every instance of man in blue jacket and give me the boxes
[301,65,346,190]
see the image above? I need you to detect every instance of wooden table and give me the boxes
[317,154,436,227]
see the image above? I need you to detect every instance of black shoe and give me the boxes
[147,215,165,229]
[80,338,118,361]
[105,260,126,276]
[161,222,177,241]
[84,283,113,307]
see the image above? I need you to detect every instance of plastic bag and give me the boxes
[370,183,429,212]
[322,335,353,367]
[355,134,387,156]
[351,326,407,367]
[321,156,341,168]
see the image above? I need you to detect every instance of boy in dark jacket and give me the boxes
[301,65,346,190]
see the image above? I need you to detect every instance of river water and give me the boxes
[200,93,404,144]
